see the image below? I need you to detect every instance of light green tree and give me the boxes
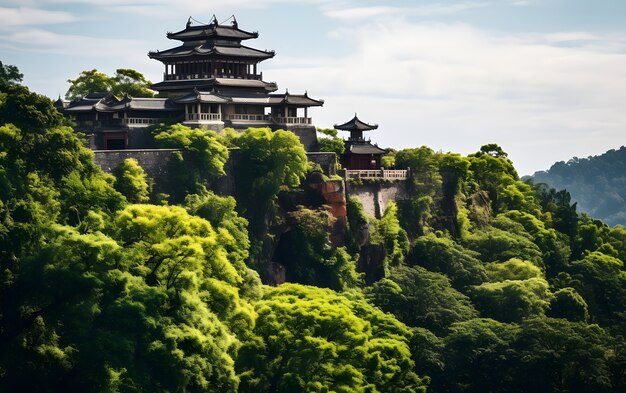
[113,158,151,203]
[236,283,427,393]
[65,68,155,100]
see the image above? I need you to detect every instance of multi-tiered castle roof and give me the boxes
[59,16,323,151]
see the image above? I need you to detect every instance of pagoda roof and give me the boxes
[149,44,274,60]
[64,105,98,113]
[151,77,278,93]
[54,96,69,109]
[334,114,379,132]
[171,88,323,107]
[214,78,276,89]
[118,97,178,111]
[174,89,229,104]
[348,142,386,155]
[268,91,324,107]
[64,93,176,112]
[64,92,118,112]
[167,19,259,41]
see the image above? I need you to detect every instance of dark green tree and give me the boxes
[441,318,520,393]
[469,277,551,323]
[0,61,23,88]
[366,265,478,334]
[514,318,615,393]
[274,206,361,290]
[548,287,589,322]
[408,234,487,289]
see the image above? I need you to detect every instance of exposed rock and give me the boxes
[357,243,386,285]
[308,178,347,247]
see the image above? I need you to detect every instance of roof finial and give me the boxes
[211,14,218,26]
[232,15,238,28]
[186,16,192,28]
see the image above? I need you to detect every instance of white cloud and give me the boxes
[266,20,626,175]
[2,29,147,58]
[542,32,599,42]
[323,2,502,20]
[40,0,339,16]
[0,6,75,27]
[324,6,404,20]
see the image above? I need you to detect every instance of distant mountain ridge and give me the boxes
[531,146,626,226]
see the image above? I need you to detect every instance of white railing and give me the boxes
[274,117,312,125]
[228,114,271,121]
[346,169,408,181]
[186,113,222,121]
[123,118,160,125]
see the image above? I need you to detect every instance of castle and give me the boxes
[55,16,323,151]
[54,15,406,210]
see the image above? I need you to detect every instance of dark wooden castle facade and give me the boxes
[56,16,323,151]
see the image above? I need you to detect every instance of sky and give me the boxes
[2,0,626,176]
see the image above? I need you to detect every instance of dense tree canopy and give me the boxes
[366,265,478,334]
[3,64,626,392]
[236,284,427,393]
[153,124,229,202]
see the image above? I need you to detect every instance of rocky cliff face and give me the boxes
[308,178,347,247]
[258,175,349,285]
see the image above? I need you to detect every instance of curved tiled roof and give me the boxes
[268,91,324,107]
[64,93,177,112]
[150,78,278,93]
[149,44,274,60]
[174,89,230,104]
[167,23,258,41]
[334,114,379,132]
[349,143,386,155]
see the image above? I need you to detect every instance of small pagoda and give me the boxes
[335,114,386,170]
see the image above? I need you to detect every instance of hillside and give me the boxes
[532,146,626,226]
[2,65,626,392]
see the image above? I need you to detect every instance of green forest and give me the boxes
[532,147,626,227]
[2,64,626,393]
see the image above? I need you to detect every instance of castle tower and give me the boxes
[148,16,324,141]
